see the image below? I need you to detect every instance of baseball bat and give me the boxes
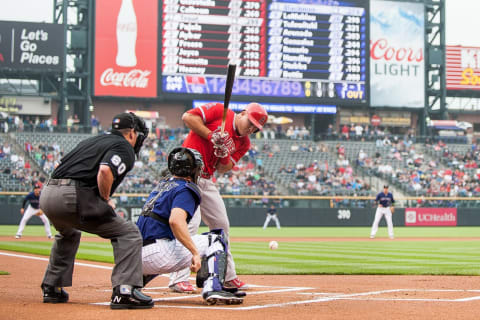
[220,64,237,134]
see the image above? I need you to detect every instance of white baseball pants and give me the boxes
[142,233,223,286]
[370,207,394,238]
[263,214,281,229]
[169,177,237,286]
[16,205,52,237]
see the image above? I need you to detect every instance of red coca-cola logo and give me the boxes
[100,68,151,88]
[370,38,423,62]
[371,115,381,126]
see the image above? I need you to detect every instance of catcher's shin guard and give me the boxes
[196,229,228,289]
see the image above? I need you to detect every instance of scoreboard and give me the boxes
[161,0,368,105]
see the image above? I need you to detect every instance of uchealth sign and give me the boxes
[94,0,158,97]
[0,21,64,72]
[405,208,457,226]
[369,1,425,108]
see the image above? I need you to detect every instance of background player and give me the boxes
[263,203,281,229]
[39,112,153,309]
[137,147,244,305]
[168,102,268,293]
[370,185,395,239]
[15,183,52,239]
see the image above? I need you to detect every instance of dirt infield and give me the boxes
[2,248,480,319]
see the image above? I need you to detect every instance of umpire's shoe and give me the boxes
[41,284,69,303]
[110,285,154,310]
[203,290,244,305]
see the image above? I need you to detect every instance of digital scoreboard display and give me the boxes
[161,0,368,105]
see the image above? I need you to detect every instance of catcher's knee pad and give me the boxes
[196,230,228,288]
[202,228,228,250]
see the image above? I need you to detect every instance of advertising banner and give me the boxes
[446,46,480,90]
[405,208,457,226]
[370,1,424,108]
[193,101,337,114]
[94,0,157,97]
[0,21,64,72]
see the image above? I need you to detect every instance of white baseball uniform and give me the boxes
[263,214,281,229]
[16,204,52,238]
[370,207,394,239]
[169,103,250,287]
[370,190,395,239]
[142,233,221,276]
[169,177,236,286]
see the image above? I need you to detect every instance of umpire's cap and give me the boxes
[112,112,137,130]
[112,112,149,156]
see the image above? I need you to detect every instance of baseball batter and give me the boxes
[15,183,52,239]
[168,102,268,292]
[137,147,244,305]
[370,185,395,239]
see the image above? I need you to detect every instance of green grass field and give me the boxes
[1,226,480,275]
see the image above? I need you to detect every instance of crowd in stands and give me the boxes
[0,141,44,191]
[3,119,480,208]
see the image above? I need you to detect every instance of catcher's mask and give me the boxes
[168,147,204,183]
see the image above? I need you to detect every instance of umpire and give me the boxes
[39,112,153,309]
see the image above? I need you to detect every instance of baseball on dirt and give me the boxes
[269,240,278,250]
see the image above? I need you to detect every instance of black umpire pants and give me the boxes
[39,182,143,288]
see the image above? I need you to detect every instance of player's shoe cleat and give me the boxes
[15,235,21,239]
[224,278,249,290]
[47,235,53,239]
[222,287,247,297]
[41,284,69,303]
[110,285,153,309]
[169,281,195,293]
[203,290,244,305]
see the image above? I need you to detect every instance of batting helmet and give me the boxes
[246,103,268,130]
[168,147,204,183]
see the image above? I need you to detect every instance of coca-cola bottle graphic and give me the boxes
[116,0,137,67]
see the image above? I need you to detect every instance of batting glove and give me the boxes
[208,129,231,146]
[213,145,229,158]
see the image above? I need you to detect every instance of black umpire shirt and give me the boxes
[51,131,136,196]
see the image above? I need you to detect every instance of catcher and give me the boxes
[15,183,52,239]
[136,147,245,305]
[370,185,395,239]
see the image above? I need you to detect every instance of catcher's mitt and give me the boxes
[390,207,395,214]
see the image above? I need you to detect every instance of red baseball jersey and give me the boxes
[183,102,250,177]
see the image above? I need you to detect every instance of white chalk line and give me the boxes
[2,251,479,310]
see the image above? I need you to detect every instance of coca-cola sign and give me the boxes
[100,69,151,88]
[94,0,157,97]
[370,1,425,108]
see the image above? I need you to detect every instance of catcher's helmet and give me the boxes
[168,147,204,183]
[246,102,268,131]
